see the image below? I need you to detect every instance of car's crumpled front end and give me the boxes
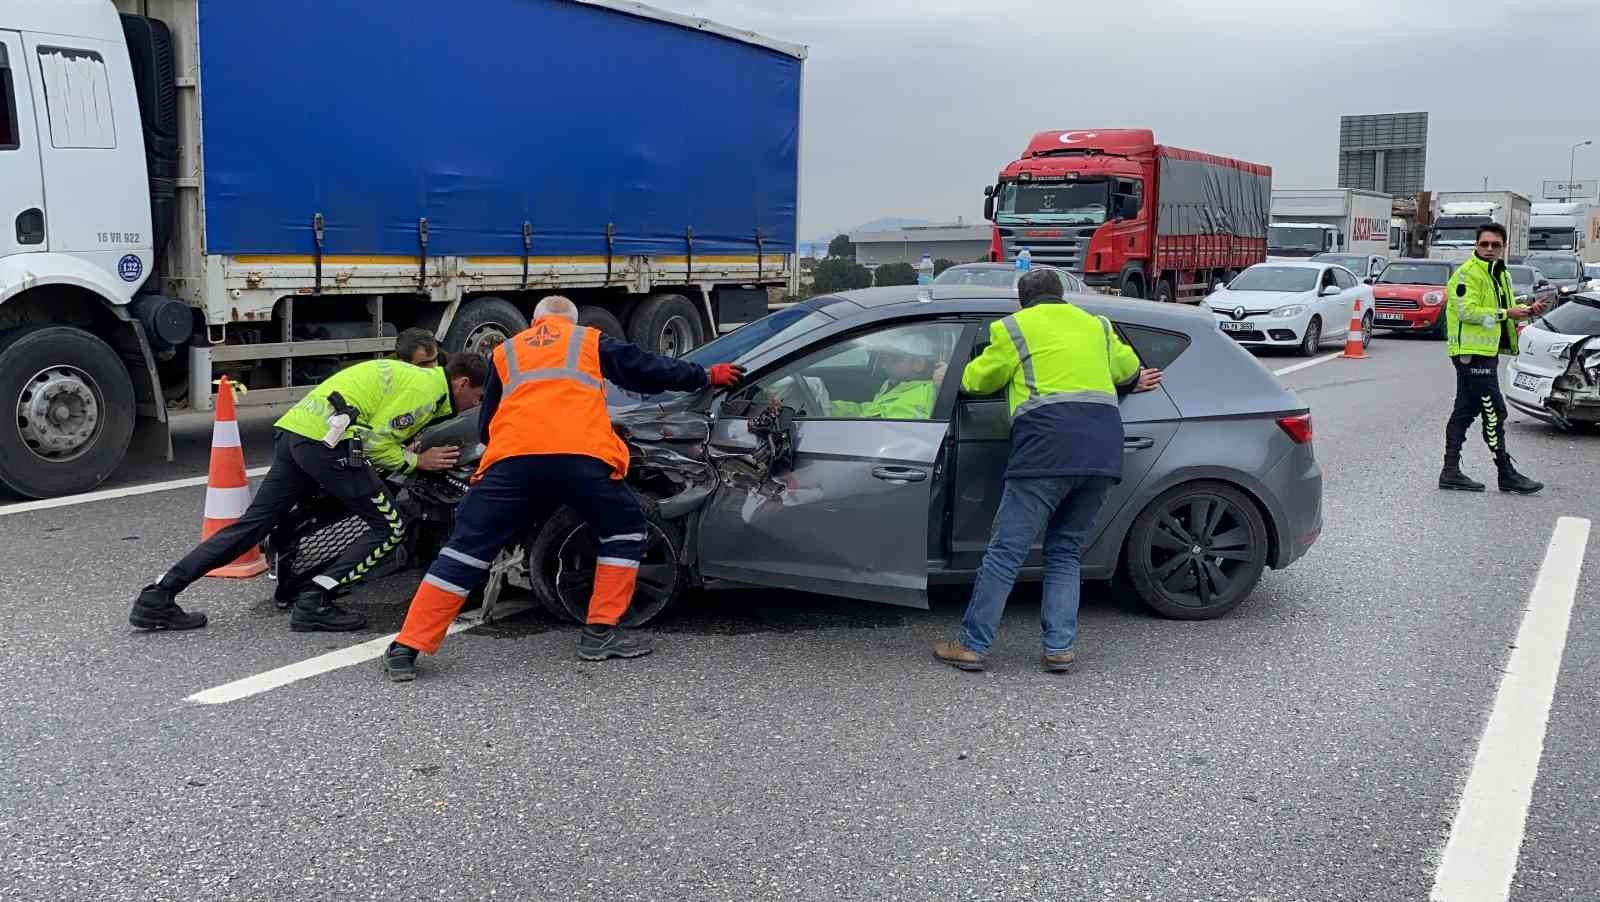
[610,399,799,519]
[1542,337,1600,428]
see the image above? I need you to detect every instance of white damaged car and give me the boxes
[1208,262,1375,357]
[1506,292,1600,431]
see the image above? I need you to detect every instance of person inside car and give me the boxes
[827,331,948,419]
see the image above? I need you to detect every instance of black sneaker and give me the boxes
[129,585,207,631]
[577,625,655,661]
[1438,468,1486,492]
[382,642,418,682]
[289,586,367,632]
[1497,458,1544,495]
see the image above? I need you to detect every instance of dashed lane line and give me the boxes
[1272,352,1344,378]
[1430,515,1592,902]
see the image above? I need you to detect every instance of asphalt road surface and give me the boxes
[2,335,1595,902]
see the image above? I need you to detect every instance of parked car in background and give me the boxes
[1586,264,1600,281]
[932,263,1087,294]
[1207,262,1373,356]
[1368,258,1455,338]
[1524,254,1589,299]
[536,285,1322,624]
[1505,292,1600,431]
[1312,252,1388,280]
[1508,265,1558,308]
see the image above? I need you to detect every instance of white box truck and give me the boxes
[1429,191,1532,263]
[1267,188,1393,260]
[1530,201,1600,264]
[0,0,805,498]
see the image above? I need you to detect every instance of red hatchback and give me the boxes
[1370,259,1455,339]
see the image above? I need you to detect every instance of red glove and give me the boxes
[707,363,745,388]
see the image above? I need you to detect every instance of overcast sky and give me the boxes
[674,0,1600,239]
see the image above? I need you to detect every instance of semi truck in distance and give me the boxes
[0,0,804,498]
[1267,188,1392,260]
[1428,191,1531,263]
[1529,201,1600,263]
[982,129,1271,303]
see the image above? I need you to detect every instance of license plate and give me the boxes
[1220,321,1250,332]
[1376,312,1407,322]
[1513,372,1542,391]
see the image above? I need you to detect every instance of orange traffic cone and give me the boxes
[1339,309,1368,359]
[202,375,268,578]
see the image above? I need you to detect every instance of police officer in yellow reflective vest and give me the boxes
[129,355,488,634]
[935,269,1162,673]
[1438,222,1543,495]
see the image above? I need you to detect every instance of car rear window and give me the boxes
[1118,324,1190,369]
[1538,297,1600,336]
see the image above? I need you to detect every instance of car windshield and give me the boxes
[994,180,1111,226]
[1228,266,1318,292]
[1508,267,1536,291]
[1529,229,1577,250]
[680,303,833,367]
[1536,296,1600,336]
[1530,258,1581,279]
[1268,227,1325,252]
[933,266,1015,287]
[1432,227,1482,244]
[1377,263,1452,285]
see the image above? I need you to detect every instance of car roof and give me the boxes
[815,285,1216,332]
[1386,258,1451,265]
[1246,261,1327,270]
[942,263,1010,271]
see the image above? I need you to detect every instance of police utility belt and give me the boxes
[321,392,369,470]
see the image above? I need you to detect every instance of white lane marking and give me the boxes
[1272,352,1343,377]
[0,467,271,518]
[1431,516,1592,902]
[184,600,537,705]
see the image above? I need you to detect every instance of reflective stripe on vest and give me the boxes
[1001,313,1118,418]
[503,325,602,391]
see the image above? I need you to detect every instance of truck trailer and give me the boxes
[1266,188,1392,260]
[1429,191,1531,263]
[982,129,1271,303]
[0,0,804,498]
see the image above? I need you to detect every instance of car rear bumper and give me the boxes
[1262,441,1322,569]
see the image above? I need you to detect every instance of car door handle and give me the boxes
[1124,436,1155,451]
[872,465,928,483]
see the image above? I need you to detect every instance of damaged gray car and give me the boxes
[274,286,1324,625]
[1506,292,1600,431]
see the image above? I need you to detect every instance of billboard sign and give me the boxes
[1541,179,1597,201]
[1338,112,1428,198]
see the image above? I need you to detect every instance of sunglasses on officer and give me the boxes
[1476,239,1504,249]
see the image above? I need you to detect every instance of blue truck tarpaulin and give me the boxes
[198,0,801,257]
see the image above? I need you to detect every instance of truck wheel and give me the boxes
[442,297,527,359]
[1119,274,1145,300]
[577,305,626,340]
[1154,280,1175,304]
[526,503,687,627]
[0,326,136,498]
[628,293,705,357]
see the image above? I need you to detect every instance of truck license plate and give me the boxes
[1377,313,1407,322]
[1514,373,1542,391]
[1220,321,1249,332]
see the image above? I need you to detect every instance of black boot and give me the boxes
[289,585,367,632]
[1438,464,1485,492]
[129,584,208,631]
[382,642,418,682]
[577,624,655,661]
[1496,456,1544,495]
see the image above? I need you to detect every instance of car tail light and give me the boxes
[1277,413,1313,444]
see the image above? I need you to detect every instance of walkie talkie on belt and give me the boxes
[322,392,367,469]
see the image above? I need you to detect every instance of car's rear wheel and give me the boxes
[1298,316,1322,357]
[528,503,686,627]
[1124,481,1269,620]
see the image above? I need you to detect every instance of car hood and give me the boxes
[1372,283,1441,298]
[1206,289,1311,312]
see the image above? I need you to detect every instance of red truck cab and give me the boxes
[984,129,1270,302]
[1369,258,1453,337]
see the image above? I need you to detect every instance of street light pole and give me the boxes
[1568,140,1592,202]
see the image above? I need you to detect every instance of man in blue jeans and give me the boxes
[934,270,1162,672]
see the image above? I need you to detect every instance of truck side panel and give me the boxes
[1153,148,1270,273]
[197,0,800,257]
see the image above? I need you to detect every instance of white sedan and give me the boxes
[1207,262,1375,357]
[1505,293,1600,430]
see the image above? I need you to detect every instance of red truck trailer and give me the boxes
[983,129,1271,302]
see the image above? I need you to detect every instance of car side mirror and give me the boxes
[1363,276,1376,285]
[1319,285,1341,297]
[983,195,995,221]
